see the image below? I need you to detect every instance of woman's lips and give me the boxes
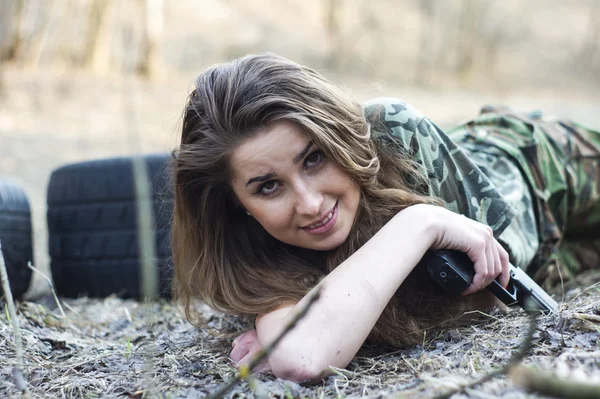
[302,202,338,235]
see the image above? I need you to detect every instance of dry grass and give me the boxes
[1,271,599,398]
[1,2,599,397]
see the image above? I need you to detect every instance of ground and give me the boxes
[0,65,599,398]
[0,271,599,398]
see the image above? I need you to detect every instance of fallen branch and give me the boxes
[207,286,322,399]
[572,312,600,323]
[0,239,29,396]
[509,365,600,399]
[27,261,65,318]
[432,312,538,399]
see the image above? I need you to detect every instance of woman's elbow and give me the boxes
[271,363,331,384]
[269,354,333,384]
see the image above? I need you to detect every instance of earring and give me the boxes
[246,210,251,216]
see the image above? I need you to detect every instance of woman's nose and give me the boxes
[295,185,323,216]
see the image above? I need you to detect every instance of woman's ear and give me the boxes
[231,191,252,216]
[226,188,249,217]
[228,187,242,207]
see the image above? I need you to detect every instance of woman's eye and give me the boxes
[305,150,324,169]
[258,180,279,195]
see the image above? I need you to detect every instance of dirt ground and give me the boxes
[0,64,599,398]
[1,272,599,398]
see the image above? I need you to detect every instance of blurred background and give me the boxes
[0,0,599,298]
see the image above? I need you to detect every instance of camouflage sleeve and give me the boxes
[456,142,539,269]
[363,97,516,240]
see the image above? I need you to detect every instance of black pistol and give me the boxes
[426,249,558,314]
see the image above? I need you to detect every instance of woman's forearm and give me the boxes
[256,204,437,382]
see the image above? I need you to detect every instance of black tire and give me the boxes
[0,180,33,299]
[47,154,174,299]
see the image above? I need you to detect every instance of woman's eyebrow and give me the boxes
[245,141,313,187]
[293,141,314,164]
[246,172,276,187]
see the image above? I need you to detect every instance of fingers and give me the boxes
[463,226,508,296]
[230,342,250,363]
[232,329,258,349]
[230,329,272,374]
[230,329,257,362]
[463,245,488,296]
[232,336,242,348]
[426,205,511,296]
[492,240,502,282]
[496,241,511,288]
[463,226,493,295]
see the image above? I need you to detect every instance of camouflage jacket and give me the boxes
[364,98,539,270]
[446,105,600,281]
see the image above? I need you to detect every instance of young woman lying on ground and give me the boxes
[171,53,600,383]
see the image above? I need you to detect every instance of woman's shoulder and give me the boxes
[363,97,425,126]
[362,97,432,143]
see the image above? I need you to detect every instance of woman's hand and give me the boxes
[230,329,271,373]
[408,204,510,295]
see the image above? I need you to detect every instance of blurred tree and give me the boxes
[351,0,382,78]
[415,0,436,86]
[57,0,74,66]
[325,0,343,71]
[453,0,485,83]
[137,0,164,78]
[577,0,600,82]
[27,0,62,69]
[82,0,112,73]
[0,0,26,62]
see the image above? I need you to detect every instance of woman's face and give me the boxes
[229,120,361,251]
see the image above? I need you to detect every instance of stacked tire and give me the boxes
[47,154,174,299]
[0,180,33,299]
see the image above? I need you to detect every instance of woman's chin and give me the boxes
[304,230,349,251]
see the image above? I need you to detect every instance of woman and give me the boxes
[171,53,600,383]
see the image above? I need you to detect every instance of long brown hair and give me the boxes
[172,53,472,346]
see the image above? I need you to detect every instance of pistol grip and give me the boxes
[487,279,518,306]
[426,250,473,295]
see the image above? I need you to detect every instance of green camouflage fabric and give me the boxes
[446,105,600,285]
[364,98,600,285]
[364,98,531,267]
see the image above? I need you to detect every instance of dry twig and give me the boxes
[509,365,600,399]
[431,312,539,399]
[207,287,322,399]
[26,261,65,318]
[572,312,600,323]
[0,240,29,396]
[124,51,160,397]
